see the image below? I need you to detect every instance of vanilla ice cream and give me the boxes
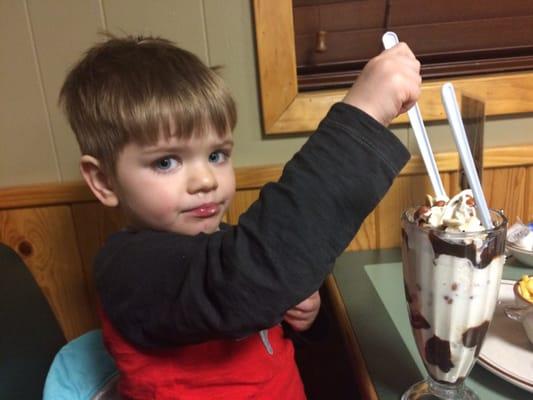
[401,190,507,384]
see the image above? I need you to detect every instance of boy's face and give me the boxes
[111,127,235,235]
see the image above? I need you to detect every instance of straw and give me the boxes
[441,82,493,229]
[381,32,447,200]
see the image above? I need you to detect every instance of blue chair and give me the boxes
[0,242,66,399]
[43,329,120,400]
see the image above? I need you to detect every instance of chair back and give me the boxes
[0,242,66,399]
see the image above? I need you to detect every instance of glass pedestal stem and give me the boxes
[402,377,480,400]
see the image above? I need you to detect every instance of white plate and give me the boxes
[477,280,533,393]
[507,242,533,267]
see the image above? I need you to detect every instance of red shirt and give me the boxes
[100,311,306,399]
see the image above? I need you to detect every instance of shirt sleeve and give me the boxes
[95,102,410,348]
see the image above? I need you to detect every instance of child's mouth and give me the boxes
[188,203,219,218]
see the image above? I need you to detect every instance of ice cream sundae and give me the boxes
[401,189,507,384]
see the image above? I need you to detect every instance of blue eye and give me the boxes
[154,157,178,172]
[209,151,228,164]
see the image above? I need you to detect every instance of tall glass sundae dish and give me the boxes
[400,189,507,399]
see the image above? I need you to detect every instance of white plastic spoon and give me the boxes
[382,31,447,201]
[441,82,493,229]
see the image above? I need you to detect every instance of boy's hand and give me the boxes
[283,291,320,332]
[342,42,421,127]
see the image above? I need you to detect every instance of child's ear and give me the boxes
[80,155,119,207]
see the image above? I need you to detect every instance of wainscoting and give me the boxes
[0,145,531,341]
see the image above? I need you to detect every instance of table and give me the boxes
[329,248,531,399]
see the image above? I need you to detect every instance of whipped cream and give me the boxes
[416,189,483,233]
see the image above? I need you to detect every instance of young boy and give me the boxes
[60,35,420,399]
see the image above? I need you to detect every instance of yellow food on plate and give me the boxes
[517,275,533,302]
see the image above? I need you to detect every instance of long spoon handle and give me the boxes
[441,82,493,228]
[382,32,447,200]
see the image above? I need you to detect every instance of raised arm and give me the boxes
[96,45,420,348]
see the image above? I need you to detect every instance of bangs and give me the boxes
[124,77,237,145]
[60,35,237,174]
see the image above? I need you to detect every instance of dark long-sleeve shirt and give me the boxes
[95,102,410,349]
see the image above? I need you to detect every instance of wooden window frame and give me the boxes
[253,0,533,135]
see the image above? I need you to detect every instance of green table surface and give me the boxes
[332,248,532,399]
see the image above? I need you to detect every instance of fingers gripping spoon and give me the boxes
[381,32,447,201]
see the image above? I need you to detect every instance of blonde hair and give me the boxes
[59,34,236,174]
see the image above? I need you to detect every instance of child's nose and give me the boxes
[187,163,218,194]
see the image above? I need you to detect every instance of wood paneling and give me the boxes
[345,213,377,252]
[527,166,533,222]
[226,189,261,225]
[235,165,282,189]
[482,167,529,223]
[0,181,93,210]
[0,145,531,341]
[0,206,97,340]
[71,203,128,319]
